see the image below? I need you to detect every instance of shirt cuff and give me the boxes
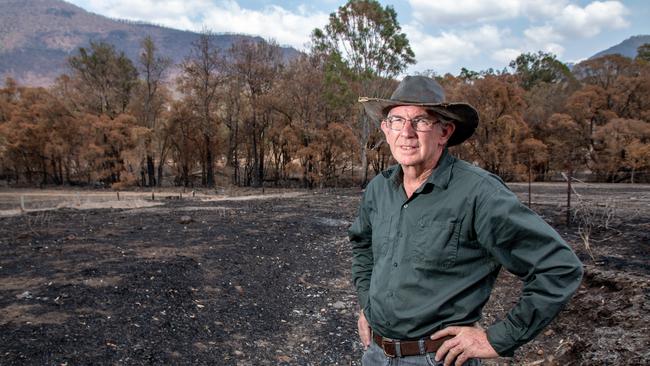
[486,320,519,357]
[357,289,369,311]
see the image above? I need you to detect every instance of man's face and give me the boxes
[380,105,455,171]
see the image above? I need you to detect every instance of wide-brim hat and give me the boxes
[359,75,479,146]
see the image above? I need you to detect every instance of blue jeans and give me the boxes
[362,341,481,366]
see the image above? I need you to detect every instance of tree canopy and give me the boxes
[1,7,649,188]
[311,0,415,80]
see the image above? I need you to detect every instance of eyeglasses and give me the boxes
[383,115,439,132]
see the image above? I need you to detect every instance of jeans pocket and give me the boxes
[425,354,481,366]
[425,353,441,366]
[361,342,390,366]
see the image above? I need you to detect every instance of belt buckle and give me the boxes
[381,338,401,358]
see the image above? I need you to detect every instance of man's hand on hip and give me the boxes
[430,326,498,366]
[357,310,371,350]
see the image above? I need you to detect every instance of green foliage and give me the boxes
[311,0,415,79]
[509,51,573,90]
[68,41,138,117]
[636,43,650,62]
[459,67,480,81]
[321,52,357,112]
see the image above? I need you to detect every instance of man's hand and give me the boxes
[431,326,499,366]
[357,310,371,350]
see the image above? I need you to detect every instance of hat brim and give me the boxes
[359,97,479,146]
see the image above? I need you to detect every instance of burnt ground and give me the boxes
[0,184,649,365]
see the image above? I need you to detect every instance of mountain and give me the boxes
[0,0,301,86]
[589,35,650,60]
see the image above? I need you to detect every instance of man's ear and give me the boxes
[439,123,456,145]
[380,120,390,137]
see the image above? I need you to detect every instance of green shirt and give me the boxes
[349,149,583,357]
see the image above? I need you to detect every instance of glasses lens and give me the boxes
[385,116,435,131]
[412,117,434,131]
[386,116,405,130]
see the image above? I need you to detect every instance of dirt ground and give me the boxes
[0,183,648,365]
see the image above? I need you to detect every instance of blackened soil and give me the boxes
[1,187,648,365]
[0,191,362,365]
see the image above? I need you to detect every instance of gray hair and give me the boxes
[427,111,455,146]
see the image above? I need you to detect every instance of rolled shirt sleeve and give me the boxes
[475,181,584,356]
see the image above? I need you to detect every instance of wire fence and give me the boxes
[0,187,310,216]
[497,171,650,184]
[0,190,196,214]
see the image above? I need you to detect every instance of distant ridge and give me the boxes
[589,35,650,60]
[0,0,300,86]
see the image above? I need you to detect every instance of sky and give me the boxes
[65,0,650,76]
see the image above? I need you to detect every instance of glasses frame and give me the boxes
[383,114,440,132]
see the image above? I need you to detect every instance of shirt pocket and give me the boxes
[371,215,391,258]
[411,217,460,268]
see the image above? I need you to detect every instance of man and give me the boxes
[349,76,583,366]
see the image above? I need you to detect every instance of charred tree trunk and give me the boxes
[202,134,215,187]
[41,157,48,186]
[182,163,190,187]
[146,155,156,186]
[140,165,146,187]
[157,162,164,187]
[360,114,370,188]
[251,118,261,187]
[57,158,64,185]
[205,135,215,187]
[257,130,266,187]
[566,167,572,227]
[227,121,240,186]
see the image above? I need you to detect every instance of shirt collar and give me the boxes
[426,148,454,190]
[383,148,455,191]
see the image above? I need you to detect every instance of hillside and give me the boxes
[0,0,300,86]
[590,34,650,60]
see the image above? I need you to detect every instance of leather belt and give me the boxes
[372,332,453,358]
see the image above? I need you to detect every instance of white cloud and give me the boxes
[491,48,523,65]
[516,1,628,57]
[409,0,628,28]
[403,24,480,72]
[403,22,515,73]
[406,0,629,70]
[408,0,629,41]
[543,43,565,56]
[556,1,629,37]
[463,25,508,50]
[409,0,522,25]
[523,24,565,56]
[520,0,568,19]
[524,25,563,44]
[70,0,329,50]
[200,1,328,49]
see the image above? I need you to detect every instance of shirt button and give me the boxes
[393,262,398,268]
[386,321,391,326]
[388,291,394,297]
[403,204,408,209]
